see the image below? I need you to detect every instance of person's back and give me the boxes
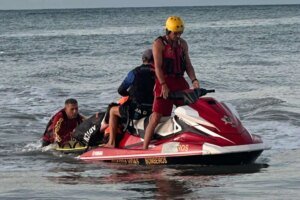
[117,49,155,120]
[104,49,155,147]
[126,64,155,105]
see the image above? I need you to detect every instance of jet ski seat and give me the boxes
[132,114,182,138]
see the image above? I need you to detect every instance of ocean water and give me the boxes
[0,5,300,199]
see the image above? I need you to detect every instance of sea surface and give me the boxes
[0,5,300,199]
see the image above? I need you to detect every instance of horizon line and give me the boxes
[0,3,299,11]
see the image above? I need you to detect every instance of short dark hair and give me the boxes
[65,98,78,105]
[143,57,154,63]
[142,49,153,63]
[166,29,171,35]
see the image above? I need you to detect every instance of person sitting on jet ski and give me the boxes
[104,49,155,147]
[42,98,85,147]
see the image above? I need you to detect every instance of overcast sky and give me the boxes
[0,0,299,10]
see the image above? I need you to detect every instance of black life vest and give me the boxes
[128,64,155,105]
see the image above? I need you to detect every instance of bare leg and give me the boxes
[143,112,162,149]
[104,106,121,148]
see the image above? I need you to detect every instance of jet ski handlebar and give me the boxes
[168,88,215,105]
[205,89,215,93]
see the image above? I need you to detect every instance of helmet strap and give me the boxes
[165,29,171,35]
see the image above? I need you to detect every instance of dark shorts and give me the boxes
[153,77,189,116]
[153,98,185,116]
[119,101,152,121]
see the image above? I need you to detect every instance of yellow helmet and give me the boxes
[165,16,184,32]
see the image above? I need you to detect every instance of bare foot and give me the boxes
[103,144,115,148]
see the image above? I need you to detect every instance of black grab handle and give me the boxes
[194,88,215,97]
[167,88,215,105]
[205,89,215,93]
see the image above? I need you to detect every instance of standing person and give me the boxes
[104,49,155,148]
[143,16,200,149]
[42,98,84,147]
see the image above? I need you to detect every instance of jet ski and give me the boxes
[78,88,269,165]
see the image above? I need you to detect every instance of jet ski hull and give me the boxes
[79,142,266,165]
[80,150,263,165]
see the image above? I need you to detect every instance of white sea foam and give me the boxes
[0,25,161,38]
[9,15,298,39]
[21,140,43,152]
[20,141,59,153]
[2,16,299,39]
[189,16,300,29]
[41,143,57,152]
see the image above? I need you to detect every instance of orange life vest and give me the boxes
[104,96,129,134]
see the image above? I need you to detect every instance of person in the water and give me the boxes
[42,98,84,147]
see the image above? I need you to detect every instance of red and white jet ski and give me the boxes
[79,89,269,165]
